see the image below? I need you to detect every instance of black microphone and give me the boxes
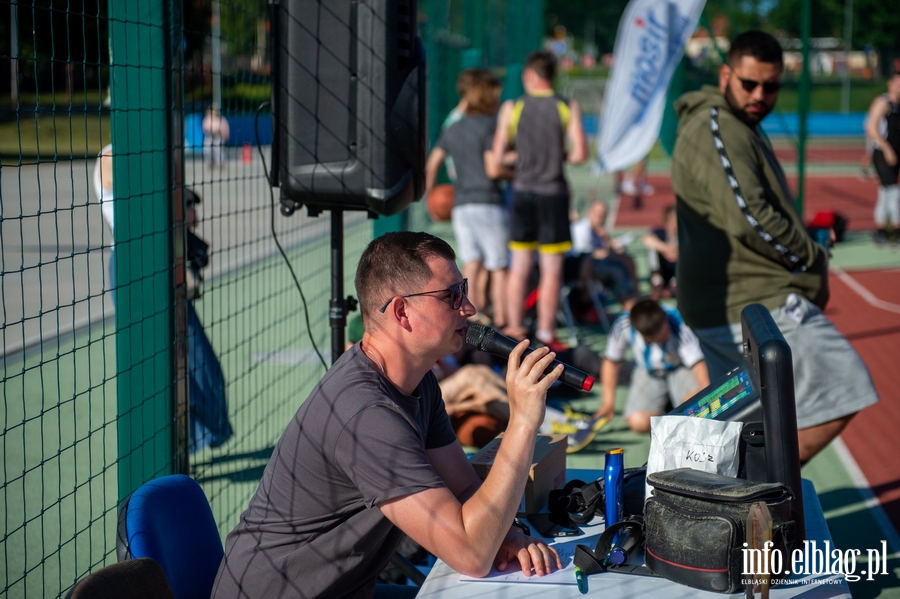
[465,324,595,391]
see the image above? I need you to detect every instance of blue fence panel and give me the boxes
[761,112,866,137]
[584,112,866,140]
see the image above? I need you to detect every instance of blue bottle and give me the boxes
[606,518,644,565]
[604,448,624,526]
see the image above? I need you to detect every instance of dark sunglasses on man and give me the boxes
[379,278,469,313]
[734,74,781,95]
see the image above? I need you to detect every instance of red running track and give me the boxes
[825,268,900,534]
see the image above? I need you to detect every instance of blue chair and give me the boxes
[117,474,224,599]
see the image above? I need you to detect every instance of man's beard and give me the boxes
[724,85,773,127]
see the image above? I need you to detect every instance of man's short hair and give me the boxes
[727,30,783,68]
[629,298,668,339]
[355,231,456,321]
[525,50,556,82]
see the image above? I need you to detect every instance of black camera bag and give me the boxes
[644,468,796,594]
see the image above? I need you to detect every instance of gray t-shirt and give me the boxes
[434,114,504,206]
[211,344,457,599]
[511,93,569,197]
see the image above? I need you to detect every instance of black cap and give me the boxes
[184,188,201,205]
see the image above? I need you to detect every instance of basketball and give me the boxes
[427,184,455,221]
[452,413,504,449]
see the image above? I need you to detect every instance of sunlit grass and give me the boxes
[0,113,111,164]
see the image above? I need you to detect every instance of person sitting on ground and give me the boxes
[212,232,563,599]
[642,204,678,299]
[592,298,709,433]
[569,200,639,312]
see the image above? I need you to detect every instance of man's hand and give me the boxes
[495,529,562,576]
[661,244,679,263]
[505,341,562,429]
[592,403,615,423]
[883,145,898,167]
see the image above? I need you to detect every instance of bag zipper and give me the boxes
[649,479,789,503]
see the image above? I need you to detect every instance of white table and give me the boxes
[416,471,851,598]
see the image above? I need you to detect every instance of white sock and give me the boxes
[536,330,555,344]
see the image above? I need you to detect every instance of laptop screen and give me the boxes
[668,364,758,420]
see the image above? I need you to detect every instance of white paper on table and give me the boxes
[645,415,743,499]
[458,535,600,584]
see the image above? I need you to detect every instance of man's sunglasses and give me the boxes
[735,75,781,95]
[379,278,468,313]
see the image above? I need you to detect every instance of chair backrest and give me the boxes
[117,474,224,599]
[65,558,175,599]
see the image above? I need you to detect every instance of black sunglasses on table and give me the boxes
[379,278,468,313]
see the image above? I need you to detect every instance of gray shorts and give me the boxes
[874,184,900,225]
[625,365,701,417]
[694,295,879,429]
[451,203,510,271]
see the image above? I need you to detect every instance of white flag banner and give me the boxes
[596,0,705,173]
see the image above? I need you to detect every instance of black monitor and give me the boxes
[666,304,804,548]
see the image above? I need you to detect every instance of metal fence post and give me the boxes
[109,0,176,502]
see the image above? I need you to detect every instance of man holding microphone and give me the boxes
[212,232,563,599]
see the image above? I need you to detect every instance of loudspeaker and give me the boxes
[270,0,426,217]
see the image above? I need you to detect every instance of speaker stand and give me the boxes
[329,208,358,363]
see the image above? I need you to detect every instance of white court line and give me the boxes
[830,265,900,315]
[831,437,900,557]
[828,264,900,553]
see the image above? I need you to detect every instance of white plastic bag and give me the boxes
[645,415,744,499]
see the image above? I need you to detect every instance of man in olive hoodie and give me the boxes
[672,30,878,462]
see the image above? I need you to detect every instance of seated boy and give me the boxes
[593,298,709,433]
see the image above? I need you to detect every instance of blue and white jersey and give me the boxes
[604,307,704,376]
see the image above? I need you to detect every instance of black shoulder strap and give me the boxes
[548,479,604,525]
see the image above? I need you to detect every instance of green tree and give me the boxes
[545,0,629,54]
[850,0,900,75]
[767,0,900,76]
[766,0,843,38]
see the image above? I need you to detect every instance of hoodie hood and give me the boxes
[674,86,729,135]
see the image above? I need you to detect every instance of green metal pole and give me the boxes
[461,0,485,68]
[796,0,811,216]
[109,0,176,501]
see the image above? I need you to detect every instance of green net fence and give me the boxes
[0,0,545,596]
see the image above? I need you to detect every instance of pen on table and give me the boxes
[575,566,588,594]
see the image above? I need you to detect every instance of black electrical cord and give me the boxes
[254,101,328,371]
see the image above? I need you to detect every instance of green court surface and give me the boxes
[5,165,899,597]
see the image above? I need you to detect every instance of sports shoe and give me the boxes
[549,418,588,436]
[565,416,610,453]
[533,334,570,353]
[562,403,592,423]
